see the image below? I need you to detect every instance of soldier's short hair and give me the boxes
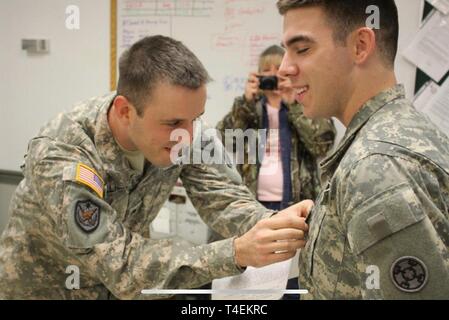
[117,35,211,116]
[276,0,399,67]
[258,45,285,72]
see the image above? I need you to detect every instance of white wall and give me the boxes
[0,0,110,172]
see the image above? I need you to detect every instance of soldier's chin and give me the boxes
[302,104,320,119]
[302,107,314,119]
[165,151,183,167]
[153,156,174,168]
[143,152,171,168]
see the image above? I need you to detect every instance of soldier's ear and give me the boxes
[349,27,376,66]
[112,95,133,124]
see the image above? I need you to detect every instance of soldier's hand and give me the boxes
[278,75,296,105]
[233,201,312,268]
[276,199,314,220]
[244,72,260,103]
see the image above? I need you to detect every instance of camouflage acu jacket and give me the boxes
[216,95,336,205]
[0,93,272,300]
[300,85,449,299]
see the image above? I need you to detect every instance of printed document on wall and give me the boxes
[403,10,449,82]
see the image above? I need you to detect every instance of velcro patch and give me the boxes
[75,163,104,198]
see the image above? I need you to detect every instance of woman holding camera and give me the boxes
[217,45,336,211]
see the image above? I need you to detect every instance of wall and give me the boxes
[0,0,110,172]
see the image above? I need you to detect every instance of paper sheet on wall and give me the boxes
[426,0,449,15]
[211,258,292,300]
[403,10,449,82]
[420,78,449,137]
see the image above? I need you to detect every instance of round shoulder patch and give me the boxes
[390,256,428,293]
[75,200,101,233]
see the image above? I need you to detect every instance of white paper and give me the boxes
[413,80,440,110]
[420,78,449,136]
[403,10,449,82]
[427,0,449,15]
[151,207,171,234]
[211,258,292,300]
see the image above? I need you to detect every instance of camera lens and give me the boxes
[258,76,278,90]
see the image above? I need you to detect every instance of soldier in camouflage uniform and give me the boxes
[0,35,311,299]
[217,45,336,209]
[277,0,449,299]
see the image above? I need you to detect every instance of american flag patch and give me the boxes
[75,163,104,198]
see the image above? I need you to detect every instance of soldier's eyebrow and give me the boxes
[161,111,205,123]
[282,35,316,48]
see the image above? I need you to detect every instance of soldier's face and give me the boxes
[128,83,206,168]
[279,6,354,119]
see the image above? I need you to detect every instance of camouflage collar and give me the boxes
[93,93,142,186]
[320,84,406,178]
[346,84,405,137]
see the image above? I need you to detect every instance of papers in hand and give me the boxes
[211,258,293,300]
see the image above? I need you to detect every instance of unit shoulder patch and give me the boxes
[75,200,101,233]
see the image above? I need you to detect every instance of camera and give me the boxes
[258,76,278,90]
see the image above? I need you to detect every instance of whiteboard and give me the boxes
[0,0,423,172]
[116,0,283,127]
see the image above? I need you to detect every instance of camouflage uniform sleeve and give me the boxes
[287,102,336,157]
[26,138,244,299]
[216,95,259,140]
[181,162,274,239]
[215,96,260,179]
[338,154,449,299]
